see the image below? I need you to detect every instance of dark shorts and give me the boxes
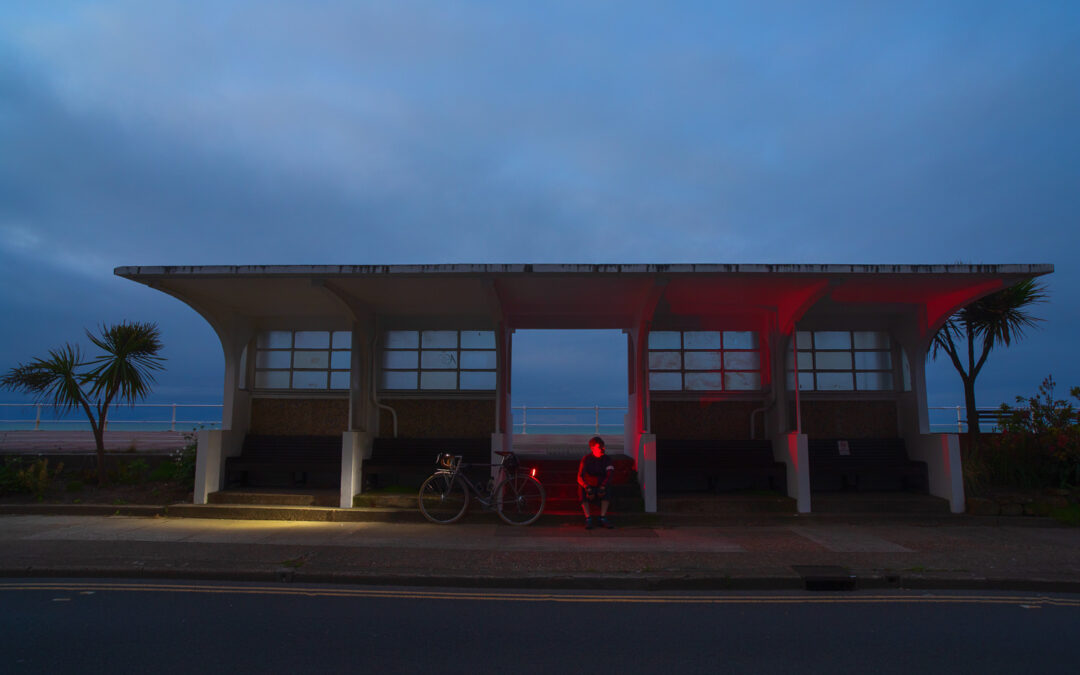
[579,484,608,504]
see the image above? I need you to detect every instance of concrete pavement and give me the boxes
[2,510,1079,591]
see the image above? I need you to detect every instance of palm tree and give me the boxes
[1,322,165,484]
[930,279,1047,448]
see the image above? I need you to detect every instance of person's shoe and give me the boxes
[600,517,615,529]
[585,517,594,530]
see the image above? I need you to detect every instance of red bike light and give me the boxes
[531,468,537,477]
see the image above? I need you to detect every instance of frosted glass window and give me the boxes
[293,351,329,369]
[795,331,813,349]
[385,331,418,348]
[420,371,457,389]
[295,331,330,349]
[421,350,459,369]
[332,331,352,349]
[330,351,351,369]
[255,351,291,369]
[649,352,681,370]
[329,371,350,390]
[853,331,890,349]
[814,331,851,349]
[460,351,496,369]
[257,331,292,349]
[383,351,417,369]
[817,372,854,390]
[684,352,723,370]
[726,372,761,390]
[649,332,681,349]
[901,349,912,391]
[649,372,682,390]
[854,351,892,370]
[461,331,495,349]
[382,371,417,389]
[724,332,757,349]
[856,372,894,390]
[815,352,853,370]
[724,352,760,370]
[422,331,457,348]
[292,371,327,389]
[255,371,290,389]
[787,372,815,391]
[460,371,497,390]
[684,331,722,349]
[797,352,813,370]
[685,372,725,390]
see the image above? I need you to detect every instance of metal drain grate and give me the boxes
[791,565,857,591]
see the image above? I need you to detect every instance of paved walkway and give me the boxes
[2,512,1078,591]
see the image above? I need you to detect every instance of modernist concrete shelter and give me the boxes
[116,263,1053,514]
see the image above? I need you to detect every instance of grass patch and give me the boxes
[1050,504,1080,526]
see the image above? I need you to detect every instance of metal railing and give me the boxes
[0,403,223,432]
[512,405,627,435]
[928,406,1016,433]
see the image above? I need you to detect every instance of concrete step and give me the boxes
[659,494,797,514]
[810,492,951,514]
[208,490,339,508]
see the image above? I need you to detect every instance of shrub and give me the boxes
[65,479,85,493]
[979,376,1080,490]
[15,459,64,499]
[114,458,150,485]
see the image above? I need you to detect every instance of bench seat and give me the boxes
[363,437,491,488]
[656,439,785,493]
[808,438,928,492]
[225,435,341,487]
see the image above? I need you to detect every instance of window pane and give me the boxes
[685,372,724,390]
[382,371,417,389]
[332,331,352,349]
[724,352,760,370]
[684,331,722,349]
[817,372,854,390]
[292,371,327,389]
[649,372,682,390]
[254,371,290,389]
[422,331,457,348]
[648,351,681,370]
[901,349,912,391]
[384,331,418,348]
[295,331,330,349]
[853,331,890,349]
[856,372,894,390]
[648,331,681,349]
[420,371,457,389]
[460,350,496,369]
[797,351,813,370]
[725,372,761,390]
[723,331,757,349]
[854,351,892,370]
[382,351,418,369]
[255,351,291,369]
[329,371,350,390]
[788,372,815,390]
[421,350,459,369]
[460,371,496,390]
[795,331,813,349]
[461,330,495,349]
[257,331,292,349]
[684,351,723,370]
[815,352,853,370]
[330,351,351,369]
[814,331,851,349]
[293,351,329,369]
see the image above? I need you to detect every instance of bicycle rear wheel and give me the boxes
[494,473,545,525]
[419,473,469,524]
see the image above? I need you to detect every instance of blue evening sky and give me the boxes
[1,1,1077,418]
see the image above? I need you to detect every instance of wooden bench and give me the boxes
[656,439,785,493]
[807,438,928,492]
[363,437,491,489]
[225,435,341,487]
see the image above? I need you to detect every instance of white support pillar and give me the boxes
[906,432,965,513]
[638,433,657,513]
[340,430,373,507]
[194,429,243,504]
[492,323,513,478]
[772,432,810,513]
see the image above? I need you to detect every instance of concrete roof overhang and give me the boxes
[115,263,1054,336]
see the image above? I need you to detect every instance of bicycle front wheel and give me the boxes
[494,473,545,525]
[419,473,469,524]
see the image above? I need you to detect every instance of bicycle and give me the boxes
[418,450,546,525]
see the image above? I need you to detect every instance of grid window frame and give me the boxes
[380,329,497,392]
[253,330,352,392]
[647,330,764,393]
[788,330,896,392]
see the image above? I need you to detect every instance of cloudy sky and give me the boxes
[1,1,1077,421]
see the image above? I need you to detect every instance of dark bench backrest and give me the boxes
[656,440,776,467]
[370,437,491,465]
[241,435,341,462]
[808,438,909,464]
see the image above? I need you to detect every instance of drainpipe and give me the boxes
[370,323,398,438]
[750,392,775,440]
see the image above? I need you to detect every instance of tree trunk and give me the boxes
[963,377,981,451]
[92,424,107,485]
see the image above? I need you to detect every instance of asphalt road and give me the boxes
[1,580,1077,674]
